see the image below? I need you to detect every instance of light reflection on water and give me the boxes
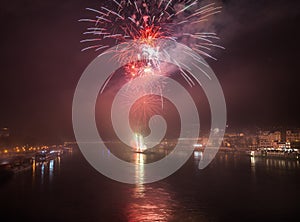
[49,159,54,181]
[126,150,300,221]
[127,184,177,222]
[2,148,300,222]
[31,157,61,185]
[250,156,300,170]
[127,153,178,222]
[135,153,145,186]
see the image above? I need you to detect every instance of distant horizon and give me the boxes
[1,125,300,146]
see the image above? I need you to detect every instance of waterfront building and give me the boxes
[286,130,300,143]
[258,131,281,148]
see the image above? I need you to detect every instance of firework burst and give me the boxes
[80,0,224,129]
[80,0,223,77]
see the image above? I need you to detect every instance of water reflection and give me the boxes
[127,153,178,222]
[4,147,300,222]
[32,159,36,184]
[193,151,203,161]
[250,156,255,167]
[32,157,61,185]
[49,159,54,181]
[250,156,300,171]
[41,162,45,184]
[265,158,299,169]
[57,156,61,172]
[134,153,145,186]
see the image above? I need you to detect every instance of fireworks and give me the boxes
[133,133,147,153]
[80,0,223,78]
[79,1,224,135]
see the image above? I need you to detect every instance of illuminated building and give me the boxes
[258,131,281,148]
[286,130,300,143]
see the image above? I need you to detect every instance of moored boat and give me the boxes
[247,149,299,160]
[34,150,60,162]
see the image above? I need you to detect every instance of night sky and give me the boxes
[0,0,299,144]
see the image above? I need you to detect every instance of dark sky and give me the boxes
[0,0,299,144]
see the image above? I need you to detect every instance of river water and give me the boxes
[1,147,299,222]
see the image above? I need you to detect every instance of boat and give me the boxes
[247,149,300,160]
[34,150,59,162]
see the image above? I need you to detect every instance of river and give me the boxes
[0,147,299,222]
